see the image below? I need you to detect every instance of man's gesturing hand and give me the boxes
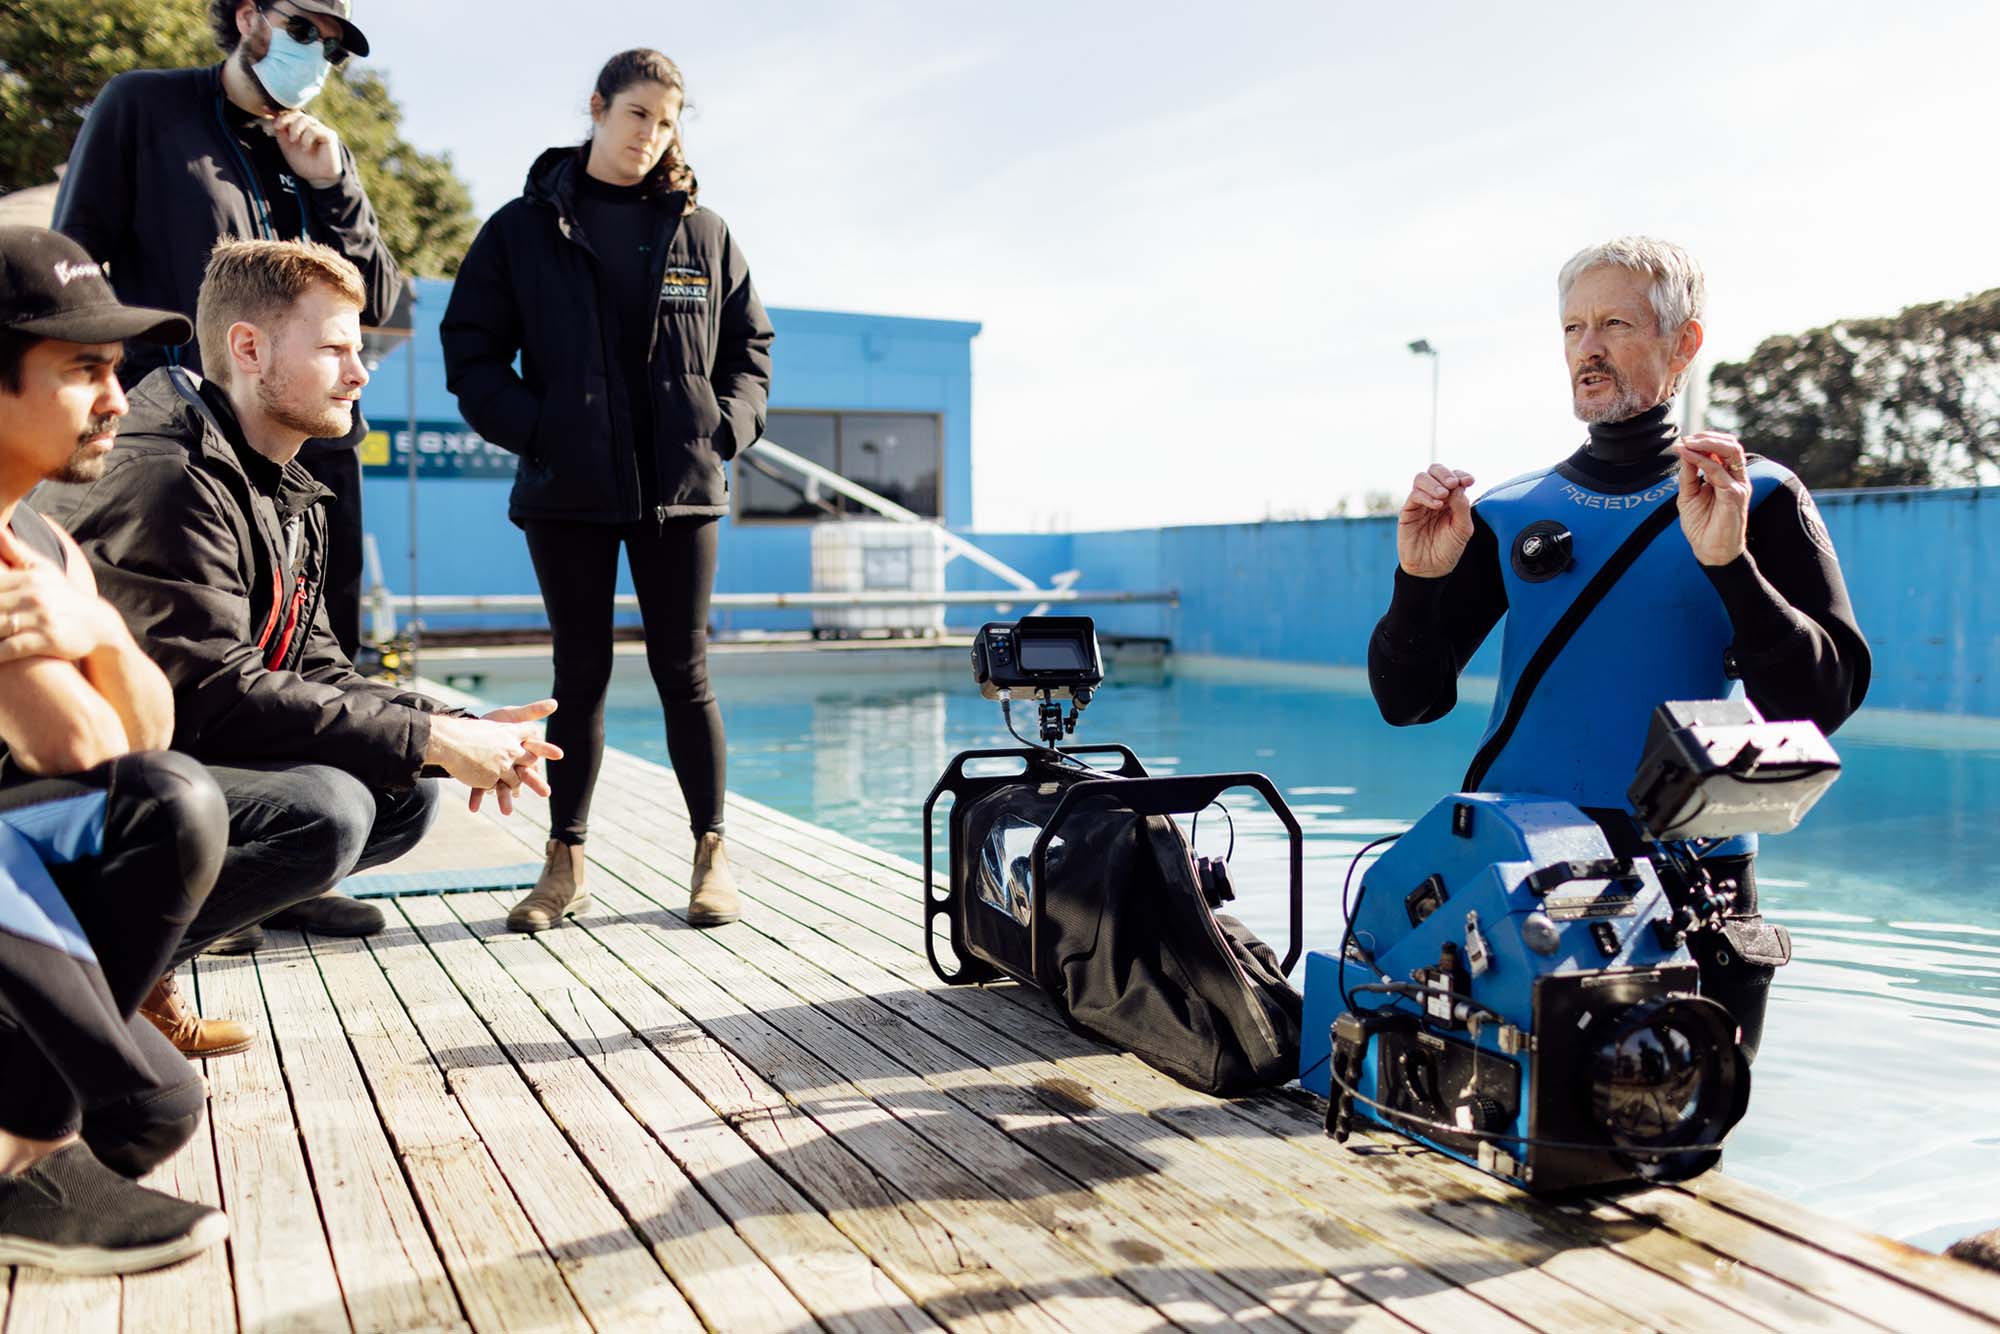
[1397,465,1478,579]
[423,699,564,815]
[1673,432,1752,566]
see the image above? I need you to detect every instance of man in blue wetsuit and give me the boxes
[1369,236,1871,1060]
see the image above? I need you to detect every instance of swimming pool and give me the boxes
[467,647,2000,1252]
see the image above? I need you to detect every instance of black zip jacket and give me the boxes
[51,64,401,384]
[440,145,775,524]
[29,370,457,787]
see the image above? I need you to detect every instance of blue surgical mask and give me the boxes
[252,26,331,109]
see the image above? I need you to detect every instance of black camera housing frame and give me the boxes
[922,746,1305,990]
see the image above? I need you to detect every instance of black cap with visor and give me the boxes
[0,227,191,347]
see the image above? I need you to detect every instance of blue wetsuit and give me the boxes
[1368,403,1871,1059]
[1370,404,1869,773]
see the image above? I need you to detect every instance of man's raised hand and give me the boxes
[270,111,344,189]
[1397,465,1478,579]
[1672,432,1752,567]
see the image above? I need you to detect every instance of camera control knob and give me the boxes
[1457,1096,1508,1133]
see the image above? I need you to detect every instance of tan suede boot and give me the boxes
[508,840,592,934]
[140,974,255,1059]
[688,832,740,927]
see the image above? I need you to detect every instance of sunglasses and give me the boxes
[260,4,352,65]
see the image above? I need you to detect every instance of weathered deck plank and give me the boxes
[562,802,1548,1331]
[577,767,1751,1333]
[534,875,1213,1333]
[395,891,917,1334]
[340,915,711,1333]
[507,891,1078,1334]
[10,734,2000,1333]
[250,938,466,1334]
[303,930,596,1333]
[3,1266,120,1334]
[124,966,239,1334]
[592,748,2000,1328]
[434,892,947,1333]
[198,946,352,1333]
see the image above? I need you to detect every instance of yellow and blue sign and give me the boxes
[360,421,520,478]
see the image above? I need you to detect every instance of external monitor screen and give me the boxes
[1020,637,1088,671]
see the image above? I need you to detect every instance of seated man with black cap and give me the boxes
[0,225,231,1274]
[1369,235,1872,1063]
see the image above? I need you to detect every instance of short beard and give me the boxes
[1571,364,1649,425]
[51,450,108,485]
[257,366,352,443]
[230,35,285,115]
[51,415,118,483]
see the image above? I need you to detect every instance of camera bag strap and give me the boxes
[1462,497,1683,792]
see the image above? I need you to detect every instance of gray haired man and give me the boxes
[1368,235,1871,1061]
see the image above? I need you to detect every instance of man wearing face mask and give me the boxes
[52,0,400,944]
[1368,236,1871,1064]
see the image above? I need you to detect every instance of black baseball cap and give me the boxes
[279,0,371,58]
[0,227,191,346]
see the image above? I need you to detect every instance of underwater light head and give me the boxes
[1628,699,1841,842]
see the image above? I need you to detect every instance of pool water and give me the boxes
[484,651,2000,1251]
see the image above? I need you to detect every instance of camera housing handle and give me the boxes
[921,743,1147,984]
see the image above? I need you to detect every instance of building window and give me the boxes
[736,410,941,521]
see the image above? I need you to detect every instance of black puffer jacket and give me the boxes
[440,146,774,524]
[30,370,458,787]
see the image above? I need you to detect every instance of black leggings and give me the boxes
[523,517,724,845]
[0,751,227,1174]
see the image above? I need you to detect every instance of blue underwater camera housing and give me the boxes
[1300,699,1840,1193]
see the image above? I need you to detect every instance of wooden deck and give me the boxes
[11,744,1999,1332]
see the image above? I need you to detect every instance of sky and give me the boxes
[355,1,2000,532]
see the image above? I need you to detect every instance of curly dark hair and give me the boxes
[207,0,252,53]
[592,49,698,212]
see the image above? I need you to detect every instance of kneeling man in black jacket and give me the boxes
[35,239,561,1055]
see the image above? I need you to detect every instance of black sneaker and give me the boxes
[0,1143,228,1275]
[264,891,385,937]
[202,924,265,955]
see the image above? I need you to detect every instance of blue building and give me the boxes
[359,277,980,635]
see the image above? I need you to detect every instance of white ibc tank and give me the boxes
[809,521,946,636]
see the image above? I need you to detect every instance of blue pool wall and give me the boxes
[960,487,2000,718]
[354,281,1994,718]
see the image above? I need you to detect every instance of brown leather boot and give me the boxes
[140,975,255,1060]
[508,839,591,934]
[688,833,740,927]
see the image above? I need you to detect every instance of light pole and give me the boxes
[1408,338,1439,467]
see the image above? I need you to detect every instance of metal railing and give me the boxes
[365,435,1176,633]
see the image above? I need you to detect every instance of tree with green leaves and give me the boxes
[1707,288,2000,490]
[0,0,475,275]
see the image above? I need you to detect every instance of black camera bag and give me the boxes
[953,779,1302,1096]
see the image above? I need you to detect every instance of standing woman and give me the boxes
[442,50,773,933]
